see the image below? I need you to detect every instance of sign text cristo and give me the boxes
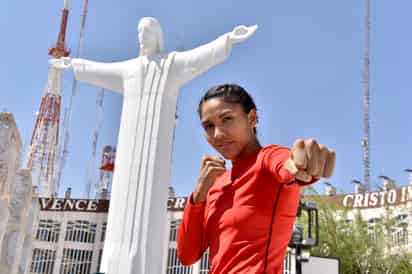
[343,185,412,208]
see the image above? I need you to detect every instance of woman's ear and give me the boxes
[248,109,258,128]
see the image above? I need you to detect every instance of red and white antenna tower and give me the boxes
[361,0,371,191]
[96,145,115,199]
[55,0,90,195]
[27,0,70,197]
[85,89,105,198]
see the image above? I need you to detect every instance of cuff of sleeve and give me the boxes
[295,177,319,186]
[182,194,206,226]
[187,193,206,210]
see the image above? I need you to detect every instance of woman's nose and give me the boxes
[214,126,225,139]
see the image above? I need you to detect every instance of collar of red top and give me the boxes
[229,147,262,182]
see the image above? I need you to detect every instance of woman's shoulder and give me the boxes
[260,144,290,154]
[258,144,291,166]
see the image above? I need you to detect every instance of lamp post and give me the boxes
[289,200,319,274]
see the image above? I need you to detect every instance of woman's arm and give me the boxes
[177,155,225,265]
[263,140,335,186]
[177,194,208,265]
[262,145,298,184]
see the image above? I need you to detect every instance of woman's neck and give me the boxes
[232,140,261,163]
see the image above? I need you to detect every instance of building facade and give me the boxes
[313,181,412,253]
[29,198,108,274]
[42,182,412,274]
[29,195,297,274]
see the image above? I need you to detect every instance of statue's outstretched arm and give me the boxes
[50,57,125,94]
[170,25,258,85]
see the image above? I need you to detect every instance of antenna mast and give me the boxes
[362,0,371,191]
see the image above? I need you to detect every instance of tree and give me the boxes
[298,189,412,274]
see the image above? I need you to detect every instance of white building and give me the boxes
[29,195,298,274]
[28,195,221,274]
[308,179,412,253]
[29,198,108,274]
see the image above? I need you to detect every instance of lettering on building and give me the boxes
[342,185,412,209]
[168,197,188,211]
[39,198,109,212]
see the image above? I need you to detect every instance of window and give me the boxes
[101,222,107,242]
[343,219,353,225]
[169,220,181,242]
[65,220,97,243]
[395,214,408,225]
[199,249,210,274]
[391,214,409,247]
[367,218,381,242]
[283,250,293,274]
[167,247,192,274]
[35,219,61,242]
[392,226,408,247]
[30,248,56,274]
[97,249,103,273]
[59,248,93,274]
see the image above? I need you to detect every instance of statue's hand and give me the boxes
[49,57,72,70]
[228,25,258,44]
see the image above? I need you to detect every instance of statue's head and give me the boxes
[138,17,164,55]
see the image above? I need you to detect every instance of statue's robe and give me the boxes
[71,35,232,274]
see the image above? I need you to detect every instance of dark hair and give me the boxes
[198,83,258,134]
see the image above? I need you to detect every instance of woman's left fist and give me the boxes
[284,139,335,182]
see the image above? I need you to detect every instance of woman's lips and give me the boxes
[217,141,235,150]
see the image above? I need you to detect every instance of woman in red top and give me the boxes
[177,84,335,273]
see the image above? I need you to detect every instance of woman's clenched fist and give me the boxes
[192,155,226,204]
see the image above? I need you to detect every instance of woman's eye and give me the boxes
[204,124,214,130]
[222,116,233,123]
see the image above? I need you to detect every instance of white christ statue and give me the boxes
[51,17,257,274]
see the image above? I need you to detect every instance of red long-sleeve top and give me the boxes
[177,145,316,274]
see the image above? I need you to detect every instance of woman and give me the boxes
[177,84,335,274]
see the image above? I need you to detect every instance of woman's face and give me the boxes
[200,98,257,161]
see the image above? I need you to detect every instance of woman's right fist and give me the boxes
[192,155,226,204]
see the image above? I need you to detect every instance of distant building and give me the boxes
[29,198,108,274]
[27,194,301,274]
[305,179,412,253]
[31,179,412,274]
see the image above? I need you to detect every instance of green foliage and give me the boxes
[298,189,412,274]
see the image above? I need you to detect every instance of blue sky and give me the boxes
[1,1,411,198]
